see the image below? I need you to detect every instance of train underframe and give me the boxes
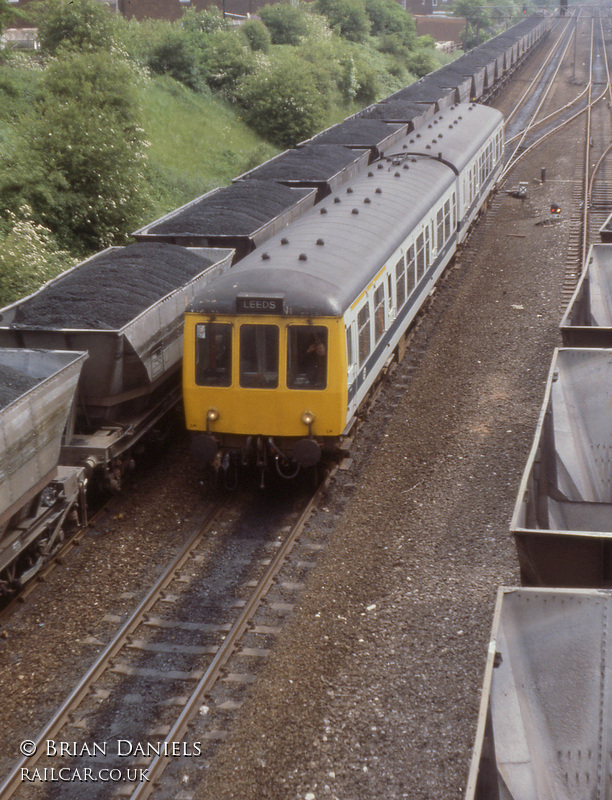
[0,467,86,597]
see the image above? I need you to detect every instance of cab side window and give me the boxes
[287,326,328,390]
[195,323,232,387]
[239,325,279,388]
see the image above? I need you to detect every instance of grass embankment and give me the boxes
[140,74,364,221]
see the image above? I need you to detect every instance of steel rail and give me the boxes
[504,15,577,168]
[499,24,608,184]
[0,499,226,799]
[504,12,574,129]
[587,13,612,224]
[581,17,595,267]
[128,470,335,800]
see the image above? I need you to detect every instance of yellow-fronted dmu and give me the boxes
[183,103,504,480]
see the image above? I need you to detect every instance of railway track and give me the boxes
[501,6,612,306]
[0,475,334,800]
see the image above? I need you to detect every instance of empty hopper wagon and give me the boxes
[466,586,612,800]
[511,348,612,587]
[0,242,232,491]
[560,244,612,347]
[0,348,86,594]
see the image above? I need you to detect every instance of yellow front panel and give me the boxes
[183,314,348,439]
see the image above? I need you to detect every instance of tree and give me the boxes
[237,56,328,147]
[453,0,492,49]
[1,51,150,254]
[365,0,416,45]
[147,26,208,92]
[202,30,255,97]
[259,3,310,45]
[36,0,117,54]
[314,0,371,43]
[240,18,272,53]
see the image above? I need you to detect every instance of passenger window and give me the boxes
[346,326,354,367]
[436,207,444,249]
[239,325,279,388]
[406,245,416,295]
[195,323,232,387]
[374,284,385,342]
[395,255,406,308]
[358,304,371,366]
[287,326,328,390]
[416,233,425,279]
[444,199,451,240]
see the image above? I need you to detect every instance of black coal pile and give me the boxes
[0,365,40,410]
[149,181,312,236]
[12,243,213,331]
[361,101,430,124]
[244,145,361,181]
[309,119,404,146]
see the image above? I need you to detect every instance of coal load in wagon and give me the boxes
[12,243,213,331]
[143,181,312,237]
[306,118,406,157]
[234,145,370,201]
[239,145,363,182]
[0,364,40,410]
[360,100,435,128]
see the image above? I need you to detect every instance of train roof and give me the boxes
[188,103,502,318]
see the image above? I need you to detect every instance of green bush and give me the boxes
[314,0,371,43]
[147,26,208,92]
[181,6,231,34]
[240,19,272,53]
[36,0,118,54]
[259,3,310,45]
[0,207,75,307]
[0,51,151,254]
[237,55,328,147]
[203,30,256,96]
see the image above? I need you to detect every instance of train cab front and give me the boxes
[183,297,347,484]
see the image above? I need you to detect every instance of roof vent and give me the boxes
[416,133,421,138]
[364,197,371,204]
[403,164,409,170]
[375,188,382,194]
[394,172,401,178]
[320,207,327,214]
[428,124,433,128]
[299,253,308,261]
[402,143,408,149]
[334,197,341,203]
[316,238,324,246]
[347,187,353,194]
[378,163,384,170]
[368,171,374,177]
[426,145,431,150]
[262,252,270,260]
[438,134,443,139]
[281,237,289,245]
[351,208,359,215]
[410,139,415,144]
